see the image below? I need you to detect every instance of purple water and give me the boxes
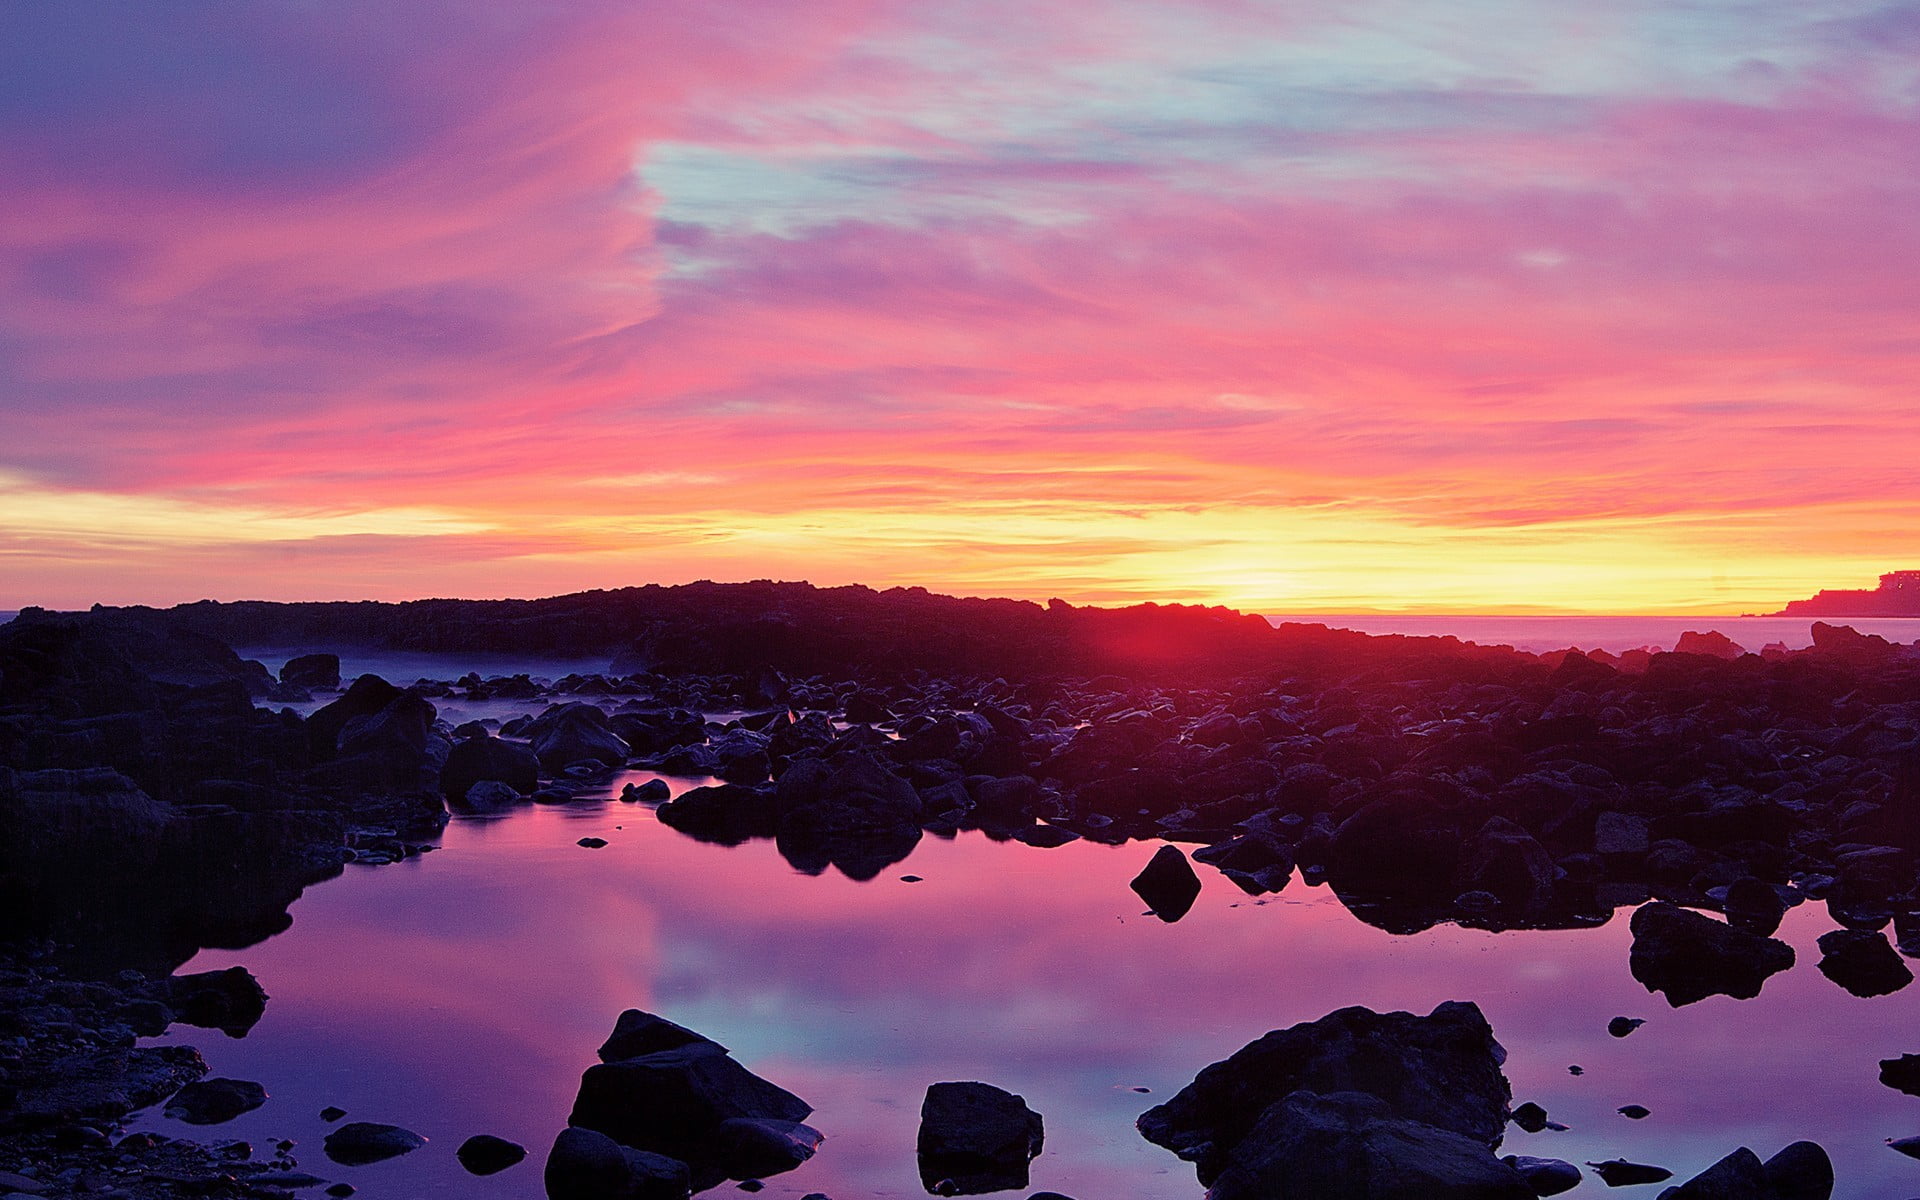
[128,780,1920,1198]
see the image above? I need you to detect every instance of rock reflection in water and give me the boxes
[121,800,1920,1199]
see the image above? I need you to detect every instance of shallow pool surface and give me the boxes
[134,789,1920,1198]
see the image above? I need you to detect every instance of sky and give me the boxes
[2,1,1918,614]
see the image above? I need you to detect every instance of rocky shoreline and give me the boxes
[6,586,1919,1196]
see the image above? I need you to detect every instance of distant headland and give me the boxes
[1764,570,1920,617]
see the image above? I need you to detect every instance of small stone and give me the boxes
[578,837,608,849]
[1568,1066,1583,1076]
[1888,1135,1920,1159]
[1618,1105,1650,1119]
[1512,1102,1550,1133]
[901,875,923,883]
[456,1134,527,1176]
[325,1186,355,1199]
[163,1078,267,1125]
[1501,1156,1581,1197]
[320,1106,346,1122]
[1607,1017,1644,1038]
[1587,1158,1672,1186]
[323,1122,426,1165]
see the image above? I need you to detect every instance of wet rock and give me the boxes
[1882,1054,1920,1095]
[1139,1001,1511,1187]
[163,1077,267,1124]
[441,735,540,803]
[11,1044,208,1122]
[1654,1146,1764,1198]
[1608,1017,1644,1038]
[657,784,782,846]
[459,779,524,813]
[1457,816,1562,909]
[917,1081,1044,1196]
[568,1030,811,1179]
[1588,1159,1672,1186]
[1722,878,1787,937]
[1201,1091,1532,1200]
[774,755,925,881]
[530,704,631,771]
[1594,812,1650,857]
[323,1122,427,1165]
[1503,1155,1582,1196]
[1131,844,1203,922]
[1890,1135,1920,1159]
[621,778,672,803]
[1511,1102,1550,1133]
[1628,902,1794,1006]
[713,1118,823,1178]
[1619,1105,1650,1120]
[321,1105,347,1121]
[280,653,341,690]
[546,1126,690,1200]
[1192,832,1293,895]
[578,836,608,849]
[457,1133,527,1175]
[599,1009,720,1062]
[1815,928,1912,997]
[1762,1141,1833,1199]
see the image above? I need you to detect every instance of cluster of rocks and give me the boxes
[1139,1000,1836,1199]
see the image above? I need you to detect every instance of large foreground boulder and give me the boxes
[1205,1091,1533,1200]
[442,734,540,803]
[917,1081,1044,1195]
[1139,1001,1512,1188]
[1654,1140,1832,1199]
[1628,902,1795,1006]
[567,1009,813,1186]
[545,1127,689,1200]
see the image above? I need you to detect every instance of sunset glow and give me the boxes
[4,2,1917,611]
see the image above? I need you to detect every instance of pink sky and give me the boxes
[4,1,1918,612]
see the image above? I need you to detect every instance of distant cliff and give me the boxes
[1770,570,1920,617]
[18,580,1531,685]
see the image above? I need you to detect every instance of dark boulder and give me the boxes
[456,1133,527,1176]
[545,1126,690,1200]
[162,1077,266,1125]
[598,1009,718,1063]
[323,1122,426,1165]
[442,735,540,803]
[567,1029,811,1182]
[280,653,341,690]
[1193,833,1293,895]
[1722,878,1787,937]
[168,966,269,1038]
[1653,1147,1763,1197]
[1456,816,1562,910]
[1589,1159,1672,1186]
[1503,1154,1582,1196]
[1815,928,1912,997]
[530,704,631,770]
[307,674,403,758]
[1200,1090,1532,1200]
[1608,1017,1645,1038]
[1883,1054,1920,1096]
[1139,1001,1511,1187]
[774,755,925,880]
[1628,902,1794,1006]
[656,784,782,845]
[1762,1141,1833,1200]
[1131,844,1203,922]
[713,1118,823,1179]
[917,1081,1044,1196]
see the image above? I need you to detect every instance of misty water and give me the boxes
[124,778,1920,1198]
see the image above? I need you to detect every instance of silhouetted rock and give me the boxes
[1762,1141,1834,1199]
[163,1077,267,1124]
[774,754,925,881]
[1628,902,1794,1006]
[1589,1159,1672,1186]
[1816,929,1912,996]
[1139,1001,1511,1188]
[528,703,631,770]
[323,1122,426,1165]
[1655,1147,1765,1198]
[1511,1102,1550,1133]
[279,653,341,690]
[1504,1155,1582,1196]
[1675,631,1744,660]
[917,1081,1044,1196]
[567,1011,811,1184]
[456,1133,527,1175]
[168,966,269,1038]
[442,734,539,803]
[1722,878,1787,937]
[1608,1017,1645,1038]
[713,1118,823,1179]
[1131,844,1203,922]
[1882,1054,1920,1096]
[545,1126,690,1200]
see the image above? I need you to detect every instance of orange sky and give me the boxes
[3,2,1917,613]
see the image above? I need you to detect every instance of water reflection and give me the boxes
[132,795,1920,1198]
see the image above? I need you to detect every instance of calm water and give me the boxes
[131,783,1920,1198]
[1266,614,1920,654]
